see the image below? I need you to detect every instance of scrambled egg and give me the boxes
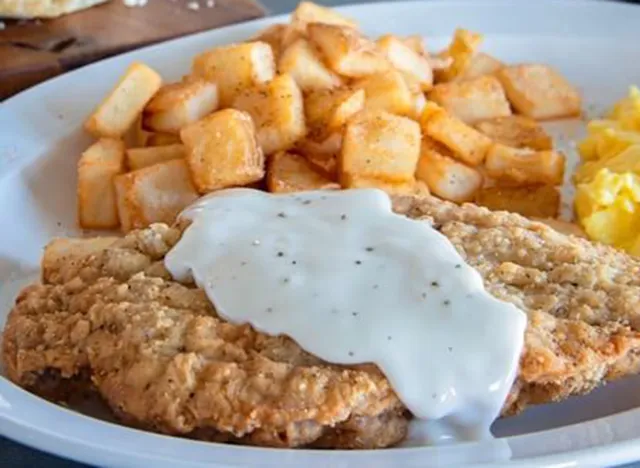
[575,87,640,254]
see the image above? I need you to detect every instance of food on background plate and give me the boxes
[0,0,108,18]
[575,87,640,255]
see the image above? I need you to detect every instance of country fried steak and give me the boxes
[3,195,640,449]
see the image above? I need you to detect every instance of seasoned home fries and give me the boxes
[79,1,583,233]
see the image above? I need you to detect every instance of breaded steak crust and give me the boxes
[3,195,640,448]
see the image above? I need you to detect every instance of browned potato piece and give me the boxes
[307,23,389,78]
[402,35,428,57]
[415,138,482,203]
[296,132,342,177]
[142,79,218,134]
[531,218,587,238]
[249,24,287,59]
[474,115,552,151]
[180,109,265,193]
[232,74,306,155]
[435,29,483,83]
[420,103,492,166]
[267,151,339,193]
[485,143,565,185]
[126,144,185,171]
[84,62,162,138]
[304,87,365,133]
[146,132,181,147]
[355,69,414,116]
[496,64,582,120]
[77,138,126,229]
[341,110,421,185]
[475,185,560,218]
[192,41,275,107]
[454,52,504,82]
[411,91,427,120]
[377,35,433,91]
[114,159,199,232]
[346,177,430,196]
[428,75,511,124]
[283,1,358,47]
[278,38,343,92]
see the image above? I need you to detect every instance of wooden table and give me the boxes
[0,0,266,99]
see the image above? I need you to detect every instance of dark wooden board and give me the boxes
[0,0,266,99]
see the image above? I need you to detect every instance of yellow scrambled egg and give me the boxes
[575,86,640,254]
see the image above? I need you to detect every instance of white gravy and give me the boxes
[164,188,527,441]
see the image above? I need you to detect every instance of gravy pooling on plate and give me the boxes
[164,188,527,442]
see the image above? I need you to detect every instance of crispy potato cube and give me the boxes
[267,151,339,193]
[454,52,504,82]
[377,35,433,91]
[485,143,565,185]
[474,115,552,150]
[428,75,511,124]
[415,138,482,203]
[249,24,287,59]
[181,109,264,193]
[84,62,162,138]
[402,35,428,57]
[232,74,306,155]
[42,237,119,283]
[305,87,365,133]
[192,41,275,107]
[146,132,181,147]
[345,176,430,196]
[296,132,342,177]
[435,29,483,83]
[355,69,413,116]
[283,1,358,47]
[420,103,492,166]
[475,185,560,218]
[114,159,198,232]
[530,218,587,238]
[278,38,343,92]
[307,23,389,78]
[496,64,582,120]
[340,110,421,185]
[77,138,126,229]
[142,79,218,134]
[126,144,185,171]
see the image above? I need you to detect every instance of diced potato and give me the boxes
[180,109,264,193]
[307,23,389,78]
[42,237,119,283]
[346,176,430,196]
[530,218,587,238]
[415,138,482,203]
[435,29,483,83]
[77,138,126,229]
[340,110,421,185]
[267,151,339,193]
[278,38,343,92]
[428,75,511,124]
[411,91,427,120]
[296,132,342,177]
[114,159,199,232]
[232,74,306,155]
[249,23,287,59]
[131,116,152,147]
[305,87,365,133]
[84,62,162,138]
[454,52,504,82]
[355,69,413,116]
[146,132,181,147]
[474,115,552,150]
[142,79,218,134]
[402,35,428,57]
[283,1,358,47]
[496,64,582,120]
[377,34,433,91]
[484,143,565,185]
[192,41,275,107]
[475,185,560,218]
[420,102,493,166]
[126,144,185,171]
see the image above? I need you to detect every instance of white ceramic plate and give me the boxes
[2,0,640,466]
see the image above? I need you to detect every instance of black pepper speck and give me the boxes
[352,312,358,317]
[348,351,354,356]
[266,307,273,313]
[355,260,362,265]
[443,300,450,306]
[431,281,439,287]
[277,212,287,218]
[341,214,347,220]
[455,264,461,269]
[277,252,284,257]
[365,247,374,252]
[303,200,312,205]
